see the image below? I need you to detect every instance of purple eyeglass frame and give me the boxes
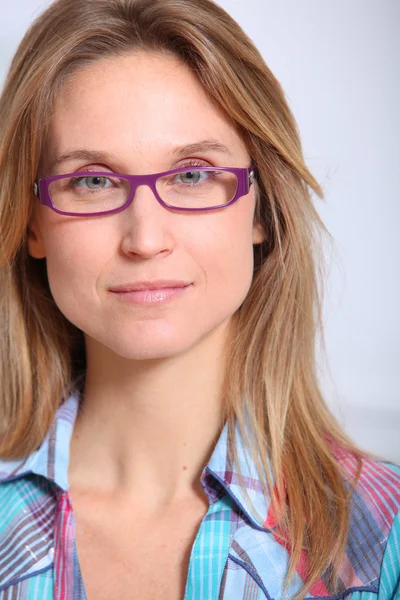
[33,165,257,217]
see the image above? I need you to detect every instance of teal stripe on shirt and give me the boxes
[378,510,400,600]
[184,493,238,600]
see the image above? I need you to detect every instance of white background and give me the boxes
[1,1,398,461]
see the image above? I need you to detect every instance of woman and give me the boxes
[0,0,398,598]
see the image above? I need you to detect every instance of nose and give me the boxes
[119,181,175,259]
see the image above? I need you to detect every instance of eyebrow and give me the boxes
[47,139,235,173]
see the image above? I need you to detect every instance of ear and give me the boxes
[252,221,266,245]
[27,216,46,259]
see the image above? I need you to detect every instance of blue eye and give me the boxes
[74,176,113,189]
[174,170,210,185]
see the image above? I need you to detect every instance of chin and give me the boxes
[80,302,239,364]
[110,340,191,361]
[85,323,203,362]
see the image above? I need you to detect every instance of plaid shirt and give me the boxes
[0,393,399,599]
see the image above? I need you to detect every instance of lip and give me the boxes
[109,280,192,306]
[109,280,191,293]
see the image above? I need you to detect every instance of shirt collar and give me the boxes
[0,393,272,530]
[203,417,274,530]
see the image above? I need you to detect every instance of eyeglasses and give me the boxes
[33,165,256,217]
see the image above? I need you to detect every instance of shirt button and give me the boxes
[48,547,55,561]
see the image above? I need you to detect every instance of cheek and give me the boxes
[42,222,111,327]
[211,236,254,303]
[189,206,255,307]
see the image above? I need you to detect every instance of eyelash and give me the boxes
[179,159,210,169]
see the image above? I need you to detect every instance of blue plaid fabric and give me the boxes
[0,393,399,599]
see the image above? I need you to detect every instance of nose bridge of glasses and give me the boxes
[125,172,163,207]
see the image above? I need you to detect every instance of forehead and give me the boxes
[45,51,249,170]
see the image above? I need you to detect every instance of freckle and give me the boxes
[182,465,188,471]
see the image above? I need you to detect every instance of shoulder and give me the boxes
[287,452,400,599]
[337,450,400,599]
[0,474,57,591]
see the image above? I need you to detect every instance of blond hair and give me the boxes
[0,1,363,597]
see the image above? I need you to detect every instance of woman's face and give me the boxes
[29,51,265,360]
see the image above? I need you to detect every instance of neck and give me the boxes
[68,322,232,510]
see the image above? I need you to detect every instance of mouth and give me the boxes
[109,280,192,306]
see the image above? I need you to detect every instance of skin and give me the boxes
[28,51,265,512]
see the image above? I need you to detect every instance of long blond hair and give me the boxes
[0,0,363,597]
